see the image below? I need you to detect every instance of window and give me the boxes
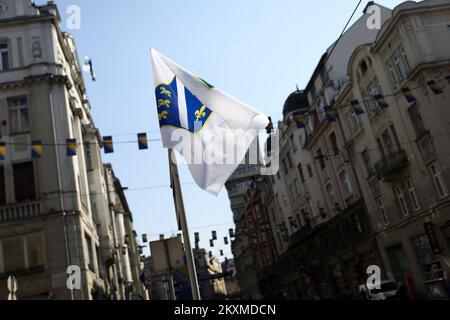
[0,42,9,72]
[287,153,293,169]
[380,129,397,157]
[307,164,313,178]
[367,81,382,113]
[0,166,5,204]
[276,194,281,211]
[290,135,297,153]
[405,178,420,211]
[348,110,363,135]
[375,197,389,225]
[339,171,353,196]
[294,178,301,196]
[84,142,93,171]
[429,162,448,199]
[0,233,44,275]
[8,97,30,134]
[393,53,407,80]
[13,162,36,202]
[352,212,364,234]
[289,184,295,198]
[386,61,399,87]
[84,233,95,272]
[329,132,338,155]
[360,60,368,75]
[297,164,305,183]
[394,185,410,216]
[400,46,410,71]
[282,159,288,175]
[2,237,25,273]
[317,148,326,170]
[325,183,337,207]
[282,195,288,207]
[27,233,45,270]
[412,235,443,282]
[386,46,410,85]
[408,104,427,137]
[361,149,374,177]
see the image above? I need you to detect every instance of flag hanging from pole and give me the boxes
[151,49,269,196]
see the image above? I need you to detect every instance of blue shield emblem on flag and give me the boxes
[155,77,213,133]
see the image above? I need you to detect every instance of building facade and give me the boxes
[194,248,228,300]
[225,141,264,299]
[333,0,450,299]
[0,0,144,300]
[235,0,450,300]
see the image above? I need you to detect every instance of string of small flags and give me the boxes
[292,75,449,129]
[0,133,151,159]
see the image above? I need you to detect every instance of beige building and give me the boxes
[266,0,450,299]
[334,0,450,299]
[194,248,228,300]
[0,0,145,300]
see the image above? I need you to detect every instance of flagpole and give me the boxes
[168,149,201,300]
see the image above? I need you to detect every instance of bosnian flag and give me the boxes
[150,49,269,196]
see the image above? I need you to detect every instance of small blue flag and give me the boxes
[374,94,389,109]
[137,133,148,150]
[66,139,77,157]
[351,100,365,115]
[402,87,416,103]
[293,111,307,128]
[31,140,43,159]
[0,142,6,160]
[103,136,114,154]
[324,105,337,122]
[427,80,443,95]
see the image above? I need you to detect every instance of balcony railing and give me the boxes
[374,149,409,181]
[0,201,42,223]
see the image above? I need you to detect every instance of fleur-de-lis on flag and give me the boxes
[160,87,172,98]
[195,106,207,122]
[158,99,171,108]
[158,110,168,120]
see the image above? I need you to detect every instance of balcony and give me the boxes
[0,201,42,223]
[374,149,409,181]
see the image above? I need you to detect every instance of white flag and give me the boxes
[151,49,269,196]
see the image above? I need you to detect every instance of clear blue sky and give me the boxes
[47,0,404,260]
